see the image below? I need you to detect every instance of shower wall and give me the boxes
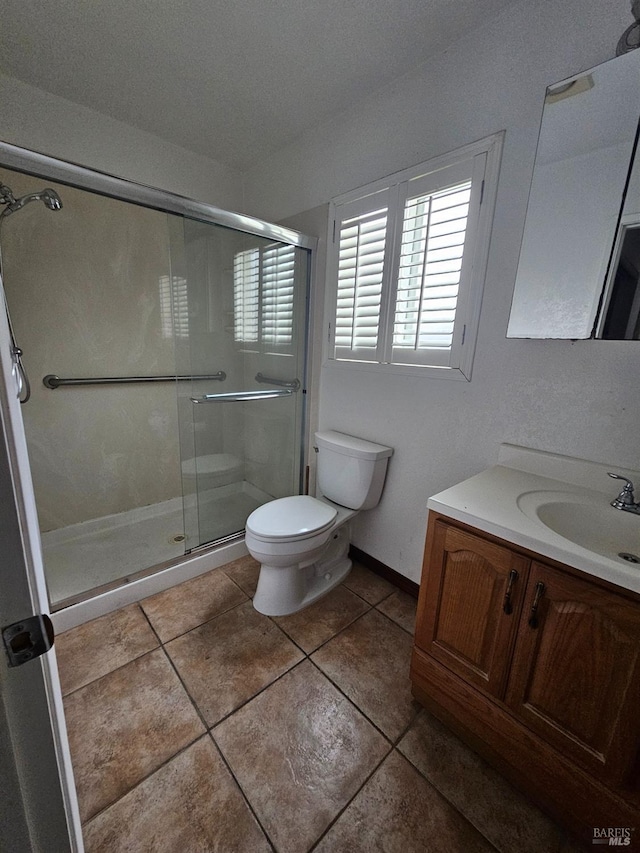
[0,169,180,532]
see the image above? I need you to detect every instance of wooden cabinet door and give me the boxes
[415,520,529,699]
[506,562,640,786]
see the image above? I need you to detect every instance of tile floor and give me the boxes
[56,557,586,853]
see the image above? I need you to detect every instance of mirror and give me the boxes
[598,136,640,338]
[507,50,640,339]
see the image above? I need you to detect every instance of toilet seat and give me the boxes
[246,495,337,543]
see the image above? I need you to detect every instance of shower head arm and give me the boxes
[0,186,63,218]
[0,185,17,208]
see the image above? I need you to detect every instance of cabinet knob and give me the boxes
[528,581,546,629]
[503,569,519,615]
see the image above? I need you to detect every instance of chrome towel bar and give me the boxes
[255,373,300,392]
[43,372,226,389]
[191,389,293,403]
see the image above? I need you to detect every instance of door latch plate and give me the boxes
[2,614,55,667]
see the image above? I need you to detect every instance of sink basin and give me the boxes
[517,489,640,564]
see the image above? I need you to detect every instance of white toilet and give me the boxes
[246,430,393,616]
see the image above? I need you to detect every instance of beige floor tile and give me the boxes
[274,585,370,653]
[376,589,418,635]
[64,649,204,822]
[214,659,389,853]
[83,735,271,853]
[342,561,396,604]
[56,604,158,695]
[312,608,418,739]
[222,554,261,597]
[315,750,495,853]
[398,710,567,853]
[166,600,304,726]
[141,567,247,642]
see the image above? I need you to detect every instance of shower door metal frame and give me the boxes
[0,140,316,250]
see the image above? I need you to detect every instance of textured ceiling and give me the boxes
[0,0,519,169]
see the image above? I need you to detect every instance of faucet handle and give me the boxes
[608,472,634,489]
[608,472,636,508]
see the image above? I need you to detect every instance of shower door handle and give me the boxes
[191,389,293,403]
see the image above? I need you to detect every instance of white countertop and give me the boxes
[427,445,640,594]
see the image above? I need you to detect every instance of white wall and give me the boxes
[246,0,640,583]
[0,72,244,211]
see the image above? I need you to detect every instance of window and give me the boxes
[234,242,296,352]
[327,133,503,379]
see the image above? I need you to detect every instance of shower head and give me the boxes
[0,186,63,219]
[41,189,63,211]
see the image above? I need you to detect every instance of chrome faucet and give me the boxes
[608,473,640,514]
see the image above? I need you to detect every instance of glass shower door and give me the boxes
[170,215,309,551]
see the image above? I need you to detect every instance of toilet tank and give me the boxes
[315,431,393,510]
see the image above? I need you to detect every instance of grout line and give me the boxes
[60,636,162,700]
[81,732,210,828]
[218,565,258,600]
[392,702,422,748]
[143,593,250,646]
[371,601,417,636]
[207,732,277,852]
[139,608,224,728]
[208,656,310,729]
[266,598,373,656]
[158,643,211,732]
[139,601,163,645]
[307,743,394,851]
[306,657,395,746]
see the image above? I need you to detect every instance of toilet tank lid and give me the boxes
[315,431,393,460]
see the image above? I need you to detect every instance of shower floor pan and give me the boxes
[42,481,270,607]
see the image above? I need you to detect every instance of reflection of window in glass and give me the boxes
[159,275,189,338]
[233,249,260,343]
[234,244,295,351]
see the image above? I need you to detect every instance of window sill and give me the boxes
[322,358,471,381]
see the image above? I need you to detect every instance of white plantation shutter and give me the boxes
[234,243,295,352]
[335,205,388,360]
[328,136,500,377]
[391,160,475,367]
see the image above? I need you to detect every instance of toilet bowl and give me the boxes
[246,431,393,616]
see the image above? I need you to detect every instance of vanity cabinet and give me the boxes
[414,522,528,699]
[506,560,640,787]
[411,514,640,841]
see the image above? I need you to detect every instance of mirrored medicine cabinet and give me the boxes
[507,49,640,339]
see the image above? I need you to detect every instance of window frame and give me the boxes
[324,133,503,380]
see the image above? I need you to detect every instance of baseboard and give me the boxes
[349,545,419,598]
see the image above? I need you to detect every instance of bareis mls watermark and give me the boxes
[592,828,634,846]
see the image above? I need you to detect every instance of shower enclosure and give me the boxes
[0,153,312,610]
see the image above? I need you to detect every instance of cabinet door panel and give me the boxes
[507,562,640,786]
[415,521,528,698]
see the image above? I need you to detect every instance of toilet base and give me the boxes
[253,556,352,616]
